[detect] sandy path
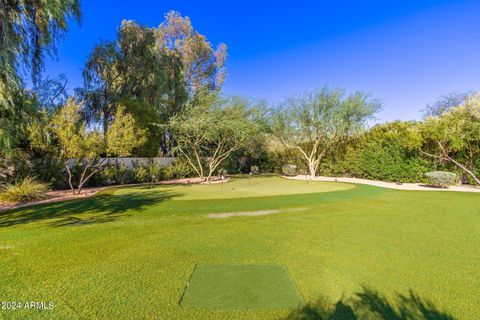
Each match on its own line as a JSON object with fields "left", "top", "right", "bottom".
{"left": 285, "top": 175, "right": 480, "bottom": 193}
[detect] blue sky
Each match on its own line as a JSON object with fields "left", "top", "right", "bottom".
{"left": 45, "top": 0, "right": 480, "bottom": 122}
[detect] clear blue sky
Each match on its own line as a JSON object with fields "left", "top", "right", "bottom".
{"left": 45, "top": 0, "right": 480, "bottom": 122}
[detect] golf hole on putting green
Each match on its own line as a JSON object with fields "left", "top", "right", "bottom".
{"left": 180, "top": 264, "right": 303, "bottom": 309}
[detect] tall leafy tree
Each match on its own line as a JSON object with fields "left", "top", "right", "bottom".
{"left": 81, "top": 11, "right": 227, "bottom": 156}
{"left": 273, "top": 87, "right": 382, "bottom": 179}
{"left": 0, "top": 0, "right": 81, "bottom": 154}
{"left": 31, "top": 99, "right": 146, "bottom": 194}
{"left": 155, "top": 11, "right": 227, "bottom": 94}
{"left": 80, "top": 20, "right": 187, "bottom": 155}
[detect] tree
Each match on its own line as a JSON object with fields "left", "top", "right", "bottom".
{"left": 273, "top": 87, "right": 382, "bottom": 179}
{"left": 423, "top": 91, "right": 474, "bottom": 117}
{"left": 169, "top": 93, "right": 263, "bottom": 182}
{"left": 80, "top": 12, "right": 227, "bottom": 156}
{"left": 80, "top": 19, "right": 188, "bottom": 155}
{"left": 40, "top": 99, "right": 146, "bottom": 194}
{"left": 34, "top": 74, "right": 69, "bottom": 112}
{"left": 0, "top": 0, "right": 80, "bottom": 154}
{"left": 155, "top": 11, "right": 227, "bottom": 94}
{"left": 410, "top": 95, "right": 480, "bottom": 185}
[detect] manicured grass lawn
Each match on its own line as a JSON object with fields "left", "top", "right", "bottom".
{"left": 0, "top": 176, "right": 479, "bottom": 319}
{"left": 180, "top": 264, "right": 303, "bottom": 309}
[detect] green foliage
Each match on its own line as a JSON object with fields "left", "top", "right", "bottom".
{"left": 0, "top": 177, "right": 49, "bottom": 204}
{"left": 156, "top": 11, "right": 227, "bottom": 93}
{"left": 0, "top": 150, "right": 31, "bottom": 183}
{"left": 30, "top": 156, "right": 66, "bottom": 189}
{"left": 424, "top": 91, "right": 473, "bottom": 117}
{"left": 162, "top": 159, "right": 197, "bottom": 180}
{"left": 80, "top": 11, "right": 226, "bottom": 155}
{"left": 47, "top": 99, "right": 146, "bottom": 193}
{"left": 266, "top": 121, "right": 435, "bottom": 182}
{"left": 0, "top": 0, "right": 80, "bottom": 154}
{"left": 413, "top": 97, "right": 480, "bottom": 185}
{"left": 425, "top": 171, "right": 457, "bottom": 188}
{"left": 133, "top": 165, "right": 149, "bottom": 183}
{"left": 170, "top": 92, "right": 264, "bottom": 181}
{"left": 102, "top": 161, "right": 131, "bottom": 185}
{"left": 282, "top": 164, "right": 297, "bottom": 176}
{"left": 106, "top": 106, "right": 147, "bottom": 157}
{"left": 335, "top": 121, "right": 434, "bottom": 182}
{"left": 273, "top": 87, "right": 382, "bottom": 177}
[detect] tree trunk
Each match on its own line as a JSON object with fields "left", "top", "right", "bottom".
{"left": 65, "top": 162, "right": 75, "bottom": 195}
{"left": 419, "top": 148, "right": 480, "bottom": 186}
{"left": 449, "top": 157, "right": 480, "bottom": 186}
{"left": 308, "top": 161, "right": 316, "bottom": 180}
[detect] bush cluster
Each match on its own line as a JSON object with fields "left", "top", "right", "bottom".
{"left": 424, "top": 171, "right": 457, "bottom": 188}
{"left": 282, "top": 164, "right": 297, "bottom": 176}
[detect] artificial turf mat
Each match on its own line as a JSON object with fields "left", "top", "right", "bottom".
{"left": 180, "top": 264, "right": 303, "bottom": 309}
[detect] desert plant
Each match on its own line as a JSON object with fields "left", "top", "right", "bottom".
{"left": 424, "top": 171, "right": 457, "bottom": 188}
{"left": 0, "top": 177, "right": 50, "bottom": 204}
{"left": 282, "top": 164, "right": 297, "bottom": 176}
{"left": 133, "top": 166, "right": 149, "bottom": 183}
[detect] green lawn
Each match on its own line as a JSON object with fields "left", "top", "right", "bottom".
{"left": 180, "top": 264, "right": 303, "bottom": 309}
{"left": 0, "top": 176, "right": 479, "bottom": 319}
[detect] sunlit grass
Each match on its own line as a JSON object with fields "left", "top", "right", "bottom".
{"left": 0, "top": 176, "right": 478, "bottom": 319}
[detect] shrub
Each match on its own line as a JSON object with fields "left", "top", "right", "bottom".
{"left": 133, "top": 165, "right": 149, "bottom": 183}
{"left": 0, "top": 177, "right": 49, "bottom": 204}
{"left": 31, "top": 156, "right": 66, "bottom": 189}
{"left": 146, "top": 160, "right": 163, "bottom": 182}
{"left": 101, "top": 160, "right": 134, "bottom": 185}
{"left": 424, "top": 171, "right": 457, "bottom": 188}
{"left": 282, "top": 164, "right": 297, "bottom": 176}
{"left": 163, "top": 159, "right": 197, "bottom": 180}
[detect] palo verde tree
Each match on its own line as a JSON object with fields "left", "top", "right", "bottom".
{"left": 37, "top": 99, "right": 146, "bottom": 194}
{"left": 273, "top": 87, "right": 381, "bottom": 179}
{"left": 169, "top": 92, "right": 263, "bottom": 182}
{"left": 409, "top": 95, "right": 480, "bottom": 185}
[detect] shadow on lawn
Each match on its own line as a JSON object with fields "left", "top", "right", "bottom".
{"left": 0, "top": 190, "right": 178, "bottom": 228}
{"left": 283, "top": 287, "right": 454, "bottom": 320}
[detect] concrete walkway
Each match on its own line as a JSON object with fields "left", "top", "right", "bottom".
{"left": 285, "top": 175, "right": 480, "bottom": 193}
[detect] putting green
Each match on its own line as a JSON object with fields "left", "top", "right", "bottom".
{"left": 2, "top": 176, "right": 479, "bottom": 319}
{"left": 180, "top": 264, "right": 303, "bottom": 309}
{"left": 113, "top": 176, "right": 354, "bottom": 200}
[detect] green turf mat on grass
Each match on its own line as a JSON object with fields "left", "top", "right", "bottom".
{"left": 180, "top": 264, "right": 303, "bottom": 309}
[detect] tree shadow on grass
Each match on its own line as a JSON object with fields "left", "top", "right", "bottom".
{"left": 283, "top": 287, "right": 455, "bottom": 320}
{"left": 0, "top": 190, "right": 178, "bottom": 228}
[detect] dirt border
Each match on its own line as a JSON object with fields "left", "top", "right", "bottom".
{"left": 0, "top": 176, "right": 229, "bottom": 212}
